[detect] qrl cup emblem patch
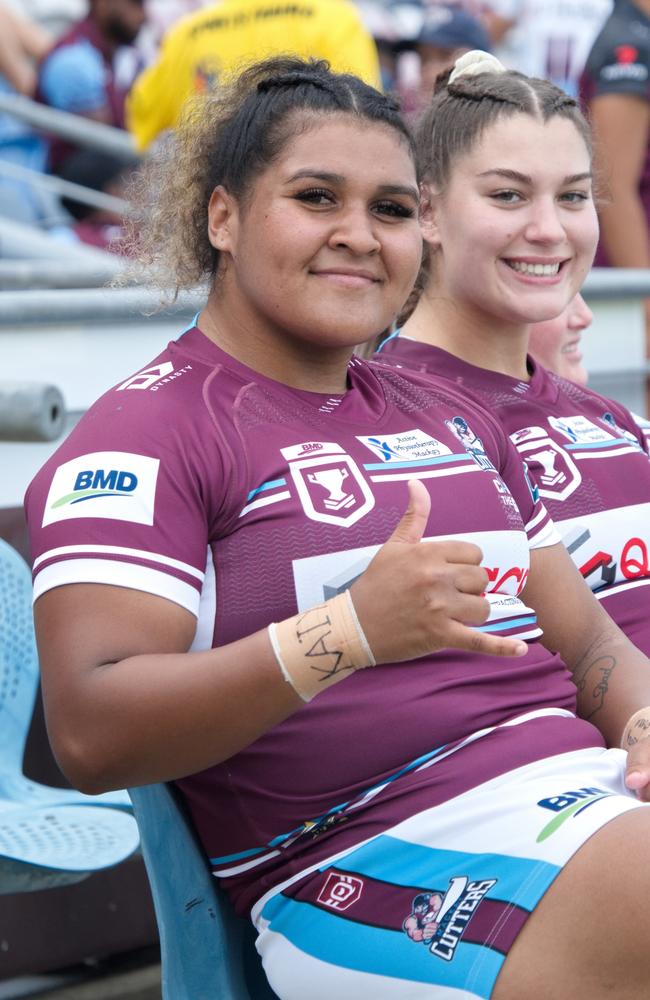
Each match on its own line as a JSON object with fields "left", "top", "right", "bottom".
{"left": 510, "top": 426, "right": 581, "bottom": 502}
{"left": 281, "top": 441, "right": 375, "bottom": 527}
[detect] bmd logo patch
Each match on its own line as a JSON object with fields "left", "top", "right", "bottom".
{"left": 51, "top": 468, "right": 139, "bottom": 508}
{"left": 43, "top": 452, "right": 159, "bottom": 526}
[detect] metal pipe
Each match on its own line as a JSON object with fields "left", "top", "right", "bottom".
{"left": 0, "top": 217, "right": 122, "bottom": 263}
{"left": 0, "top": 259, "right": 128, "bottom": 289}
{"left": 0, "top": 286, "right": 205, "bottom": 324}
{"left": 582, "top": 268, "right": 650, "bottom": 300}
{"left": 0, "top": 158, "right": 132, "bottom": 216}
{"left": 0, "top": 381, "right": 66, "bottom": 441}
{"left": 0, "top": 93, "right": 138, "bottom": 162}
{"left": 0, "top": 268, "right": 648, "bottom": 324}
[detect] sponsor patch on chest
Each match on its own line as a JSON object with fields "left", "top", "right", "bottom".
{"left": 356, "top": 429, "right": 452, "bottom": 462}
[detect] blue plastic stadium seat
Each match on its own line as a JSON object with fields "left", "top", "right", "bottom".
{"left": 0, "top": 800, "right": 140, "bottom": 893}
{"left": 128, "top": 783, "right": 277, "bottom": 1000}
{"left": 0, "top": 537, "right": 140, "bottom": 892}
{"left": 0, "top": 537, "right": 131, "bottom": 811}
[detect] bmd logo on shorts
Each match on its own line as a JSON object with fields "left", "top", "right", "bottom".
{"left": 536, "top": 787, "right": 612, "bottom": 843}
{"left": 42, "top": 452, "right": 160, "bottom": 526}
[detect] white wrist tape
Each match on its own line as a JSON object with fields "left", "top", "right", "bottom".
{"left": 268, "top": 590, "right": 375, "bottom": 702}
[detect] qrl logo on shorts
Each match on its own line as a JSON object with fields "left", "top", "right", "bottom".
{"left": 317, "top": 873, "right": 364, "bottom": 910}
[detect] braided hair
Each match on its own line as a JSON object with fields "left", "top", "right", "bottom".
{"left": 416, "top": 55, "right": 592, "bottom": 192}
{"left": 126, "top": 57, "right": 415, "bottom": 294}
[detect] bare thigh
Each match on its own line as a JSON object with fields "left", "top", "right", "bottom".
{"left": 493, "top": 807, "right": 650, "bottom": 1000}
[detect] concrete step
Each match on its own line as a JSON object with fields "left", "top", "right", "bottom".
{"left": 27, "top": 965, "right": 161, "bottom": 1000}
{"left": 0, "top": 962, "right": 161, "bottom": 1000}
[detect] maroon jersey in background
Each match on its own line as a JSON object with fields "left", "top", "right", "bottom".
{"left": 377, "top": 334, "right": 650, "bottom": 657}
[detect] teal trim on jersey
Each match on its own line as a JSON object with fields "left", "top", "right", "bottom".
{"left": 209, "top": 844, "right": 268, "bottom": 865}
{"left": 246, "top": 478, "right": 287, "bottom": 502}
{"left": 374, "top": 328, "right": 401, "bottom": 353}
{"left": 332, "top": 836, "right": 560, "bottom": 911}
{"left": 363, "top": 453, "right": 474, "bottom": 471}
{"left": 565, "top": 440, "right": 630, "bottom": 450}
{"left": 475, "top": 616, "right": 537, "bottom": 634}
{"left": 210, "top": 741, "right": 450, "bottom": 866}
{"left": 178, "top": 312, "right": 201, "bottom": 336}
{"left": 261, "top": 891, "right": 501, "bottom": 997}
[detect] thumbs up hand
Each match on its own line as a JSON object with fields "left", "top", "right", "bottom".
{"left": 350, "top": 480, "right": 528, "bottom": 664}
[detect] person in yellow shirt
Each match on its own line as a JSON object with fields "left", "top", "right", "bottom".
{"left": 126, "top": 0, "right": 381, "bottom": 150}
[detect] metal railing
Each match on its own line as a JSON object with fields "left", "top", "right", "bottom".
{"left": 0, "top": 93, "right": 138, "bottom": 162}
{"left": 0, "top": 286, "right": 205, "bottom": 324}
{"left": 0, "top": 158, "right": 131, "bottom": 217}
{"left": 0, "top": 217, "right": 123, "bottom": 263}
{"left": 582, "top": 269, "right": 650, "bottom": 300}
{"left": 0, "top": 259, "right": 129, "bottom": 289}
{"left": 0, "top": 268, "right": 647, "bottom": 325}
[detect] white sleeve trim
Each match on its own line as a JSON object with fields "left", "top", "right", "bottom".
{"left": 33, "top": 543, "right": 204, "bottom": 580}
{"left": 33, "top": 559, "right": 200, "bottom": 616}
{"left": 528, "top": 520, "right": 561, "bottom": 549}
{"left": 525, "top": 504, "right": 550, "bottom": 532}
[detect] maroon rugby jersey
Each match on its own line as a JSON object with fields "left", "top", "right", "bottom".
{"left": 26, "top": 326, "right": 604, "bottom": 914}
{"left": 377, "top": 334, "right": 650, "bottom": 656}
{"left": 579, "top": 0, "right": 650, "bottom": 266}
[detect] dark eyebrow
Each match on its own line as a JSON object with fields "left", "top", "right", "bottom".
{"left": 286, "top": 170, "right": 345, "bottom": 184}
{"left": 477, "top": 168, "right": 592, "bottom": 185}
{"left": 376, "top": 184, "right": 420, "bottom": 202}
{"left": 286, "top": 170, "right": 419, "bottom": 202}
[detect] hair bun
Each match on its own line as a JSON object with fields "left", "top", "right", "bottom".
{"left": 448, "top": 50, "right": 507, "bottom": 85}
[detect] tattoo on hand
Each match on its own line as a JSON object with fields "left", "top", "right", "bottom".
{"left": 625, "top": 715, "right": 650, "bottom": 748}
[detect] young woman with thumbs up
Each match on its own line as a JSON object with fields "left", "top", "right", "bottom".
{"left": 25, "top": 56, "right": 650, "bottom": 999}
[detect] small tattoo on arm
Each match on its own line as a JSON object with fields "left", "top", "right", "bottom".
{"left": 573, "top": 653, "right": 617, "bottom": 720}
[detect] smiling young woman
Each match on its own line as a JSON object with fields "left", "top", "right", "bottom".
{"left": 24, "top": 55, "right": 650, "bottom": 1000}
{"left": 377, "top": 51, "right": 650, "bottom": 662}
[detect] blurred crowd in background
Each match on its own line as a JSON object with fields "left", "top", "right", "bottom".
{"left": 0, "top": 0, "right": 647, "bottom": 302}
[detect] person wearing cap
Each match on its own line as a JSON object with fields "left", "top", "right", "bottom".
{"left": 415, "top": 4, "right": 491, "bottom": 107}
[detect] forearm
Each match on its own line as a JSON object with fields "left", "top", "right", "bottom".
{"left": 569, "top": 610, "right": 650, "bottom": 747}
{"left": 0, "top": 28, "right": 36, "bottom": 95}
{"left": 37, "top": 584, "right": 377, "bottom": 792}
{"left": 42, "top": 628, "right": 302, "bottom": 793}
{"left": 0, "top": 6, "right": 50, "bottom": 94}
{"left": 523, "top": 544, "right": 650, "bottom": 746}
